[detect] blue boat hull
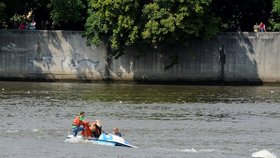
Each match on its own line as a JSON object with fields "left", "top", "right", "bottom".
{"left": 65, "top": 133, "right": 137, "bottom": 148}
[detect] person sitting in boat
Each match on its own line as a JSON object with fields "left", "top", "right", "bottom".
{"left": 113, "top": 127, "right": 122, "bottom": 137}
{"left": 89, "top": 120, "right": 102, "bottom": 138}
{"left": 72, "top": 111, "right": 86, "bottom": 137}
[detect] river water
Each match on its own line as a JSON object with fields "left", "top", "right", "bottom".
{"left": 0, "top": 82, "right": 279, "bottom": 158}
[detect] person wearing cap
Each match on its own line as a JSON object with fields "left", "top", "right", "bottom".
{"left": 113, "top": 127, "right": 122, "bottom": 137}
{"left": 72, "top": 111, "right": 86, "bottom": 137}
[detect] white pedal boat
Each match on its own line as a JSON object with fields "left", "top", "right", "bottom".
{"left": 65, "top": 133, "right": 137, "bottom": 148}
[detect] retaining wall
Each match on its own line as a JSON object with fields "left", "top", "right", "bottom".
{"left": 0, "top": 30, "right": 279, "bottom": 84}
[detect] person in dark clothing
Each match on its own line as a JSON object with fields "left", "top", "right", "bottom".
{"left": 113, "top": 128, "right": 122, "bottom": 137}
{"left": 89, "top": 120, "right": 102, "bottom": 138}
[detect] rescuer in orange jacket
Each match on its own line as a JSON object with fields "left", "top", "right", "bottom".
{"left": 72, "top": 111, "right": 86, "bottom": 136}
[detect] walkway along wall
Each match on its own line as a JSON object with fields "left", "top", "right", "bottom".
{"left": 0, "top": 30, "right": 279, "bottom": 84}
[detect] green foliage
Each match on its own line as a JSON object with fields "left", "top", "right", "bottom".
{"left": 50, "top": 0, "right": 87, "bottom": 30}
{"left": 85, "top": 0, "right": 219, "bottom": 58}
{"left": 0, "top": 0, "right": 51, "bottom": 29}
{"left": 141, "top": 0, "right": 219, "bottom": 46}
{"left": 273, "top": 0, "right": 280, "bottom": 12}
{"left": 211, "top": 0, "right": 272, "bottom": 32}
{"left": 270, "top": 0, "right": 280, "bottom": 30}
{"left": 0, "top": 0, "right": 275, "bottom": 33}
{"left": 0, "top": 2, "right": 5, "bottom": 17}
{"left": 0, "top": 2, "right": 5, "bottom": 28}
{"left": 10, "top": 14, "right": 25, "bottom": 23}
{"left": 0, "top": 2, "right": 5, "bottom": 19}
{"left": 85, "top": 0, "right": 142, "bottom": 57}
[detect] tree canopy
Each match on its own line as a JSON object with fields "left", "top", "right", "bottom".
{"left": 50, "top": 0, "right": 87, "bottom": 30}
{"left": 0, "top": 2, "right": 5, "bottom": 27}
{"left": 0, "top": 0, "right": 50, "bottom": 29}
{"left": 84, "top": 0, "right": 219, "bottom": 57}
{"left": 0, "top": 0, "right": 275, "bottom": 31}
{"left": 211, "top": 0, "right": 272, "bottom": 32}
{"left": 270, "top": 0, "right": 280, "bottom": 30}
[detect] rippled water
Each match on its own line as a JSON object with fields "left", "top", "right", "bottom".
{"left": 0, "top": 82, "right": 279, "bottom": 158}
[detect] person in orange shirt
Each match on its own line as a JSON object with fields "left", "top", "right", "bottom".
{"left": 72, "top": 111, "right": 86, "bottom": 137}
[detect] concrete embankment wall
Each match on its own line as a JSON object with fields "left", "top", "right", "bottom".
{"left": 0, "top": 30, "right": 280, "bottom": 84}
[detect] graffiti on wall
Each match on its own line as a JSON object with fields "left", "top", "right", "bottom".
{"left": 0, "top": 43, "right": 29, "bottom": 53}
{"left": 1, "top": 42, "right": 101, "bottom": 73}
{"left": 69, "top": 58, "right": 100, "bottom": 69}
{"left": 27, "top": 42, "right": 54, "bottom": 70}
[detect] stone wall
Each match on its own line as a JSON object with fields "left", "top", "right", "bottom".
{"left": 1, "top": 30, "right": 280, "bottom": 84}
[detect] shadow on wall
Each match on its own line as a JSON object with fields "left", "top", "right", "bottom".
{"left": 111, "top": 40, "right": 222, "bottom": 84}
{"left": 220, "top": 32, "right": 262, "bottom": 84}
{"left": 114, "top": 32, "right": 262, "bottom": 85}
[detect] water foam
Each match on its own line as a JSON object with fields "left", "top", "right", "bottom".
{"left": 252, "top": 150, "right": 277, "bottom": 158}
{"left": 6, "top": 130, "right": 19, "bottom": 133}
{"left": 32, "top": 129, "right": 39, "bottom": 132}
{"left": 179, "top": 148, "right": 216, "bottom": 153}
{"left": 64, "top": 135, "right": 87, "bottom": 143}
{"left": 156, "top": 147, "right": 217, "bottom": 153}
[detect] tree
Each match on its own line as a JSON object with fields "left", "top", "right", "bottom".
{"left": 142, "top": 0, "right": 219, "bottom": 46}
{"left": 84, "top": 0, "right": 219, "bottom": 59}
{"left": 50, "top": 0, "right": 87, "bottom": 30}
{"left": 270, "top": 0, "right": 280, "bottom": 30}
{"left": 0, "top": 0, "right": 51, "bottom": 29}
{"left": 211, "top": 0, "right": 272, "bottom": 32}
{"left": 0, "top": 0, "right": 25, "bottom": 28}
{"left": 0, "top": 2, "right": 6, "bottom": 27}
{"left": 85, "top": 0, "right": 143, "bottom": 58}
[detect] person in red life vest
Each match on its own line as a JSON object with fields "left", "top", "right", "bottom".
{"left": 81, "top": 120, "right": 102, "bottom": 139}
{"left": 89, "top": 120, "right": 102, "bottom": 138}
{"left": 72, "top": 111, "right": 86, "bottom": 137}
{"left": 80, "top": 122, "right": 92, "bottom": 139}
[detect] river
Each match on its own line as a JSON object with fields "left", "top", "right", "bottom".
{"left": 0, "top": 82, "right": 279, "bottom": 158}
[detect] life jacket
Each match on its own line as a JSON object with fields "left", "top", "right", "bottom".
{"left": 81, "top": 122, "right": 92, "bottom": 138}
{"left": 82, "top": 123, "right": 102, "bottom": 138}
{"left": 72, "top": 116, "right": 83, "bottom": 127}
